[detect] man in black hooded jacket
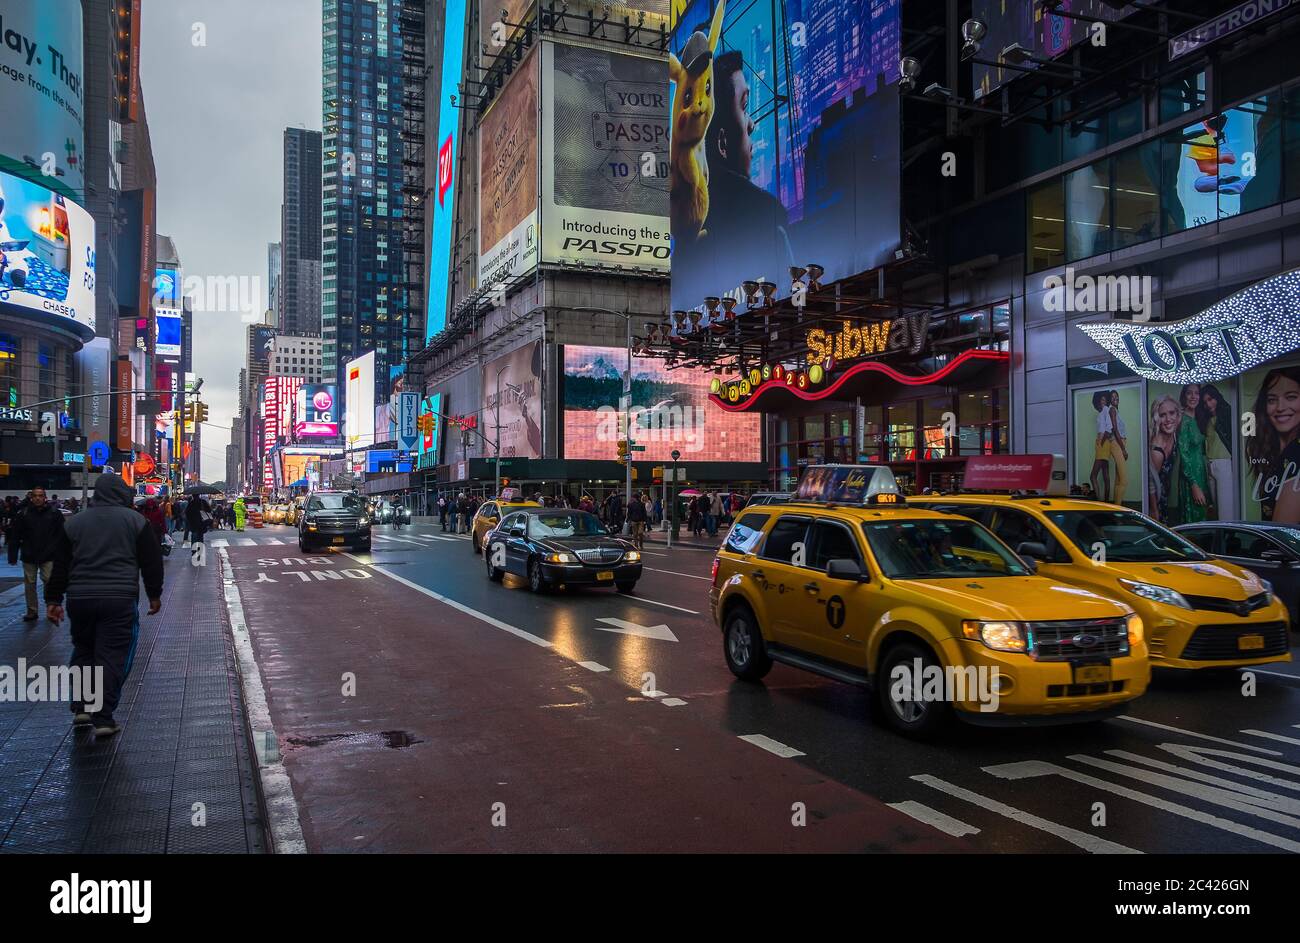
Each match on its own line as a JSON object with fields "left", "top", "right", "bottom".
{"left": 45, "top": 473, "right": 164, "bottom": 738}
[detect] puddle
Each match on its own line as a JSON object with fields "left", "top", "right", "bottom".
{"left": 283, "top": 730, "right": 424, "bottom": 751}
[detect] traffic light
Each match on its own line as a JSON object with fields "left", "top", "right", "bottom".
{"left": 195, "top": 402, "right": 209, "bottom": 424}
{"left": 616, "top": 439, "right": 628, "bottom": 462}
{"left": 419, "top": 413, "right": 435, "bottom": 436}
{"left": 429, "top": 414, "right": 437, "bottom": 433}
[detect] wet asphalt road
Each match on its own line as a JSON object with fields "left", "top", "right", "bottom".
{"left": 225, "top": 521, "right": 1300, "bottom": 854}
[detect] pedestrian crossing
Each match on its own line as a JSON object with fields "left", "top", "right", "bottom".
{"left": 203, "top": 530, "right": 473, "bottom": 549}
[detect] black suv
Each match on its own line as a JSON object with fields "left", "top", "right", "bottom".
{"left": 299, "top": 491, "right": 372, "bottom": 552}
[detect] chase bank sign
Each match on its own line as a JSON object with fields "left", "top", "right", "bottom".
{"left": 1076, "top": 269, "right": 1300, "bottom": 383}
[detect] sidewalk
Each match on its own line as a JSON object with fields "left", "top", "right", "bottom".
{"left": 0, "top": 543, "right": 265, "bottom": 853}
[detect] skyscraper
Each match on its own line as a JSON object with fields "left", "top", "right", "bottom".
{"left": 281, "top": 128, "right": 322, "bottom": 336}
{"left": 321, "top": 0, "right": 425, "bottom": 410}
{"left": 267, "top": 241, "right": 282, "bottom": 326}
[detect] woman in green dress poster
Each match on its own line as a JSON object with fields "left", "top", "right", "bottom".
{"left": 1174, "top": 383, "right": 1210, "bottom": 524}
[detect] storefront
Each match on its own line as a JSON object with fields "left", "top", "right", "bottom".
{"left": 1064, "top": 268, "right": 1300, "bottom": 526}
{"left": 710, "top": 304, "right": 1012, "bottom": 492}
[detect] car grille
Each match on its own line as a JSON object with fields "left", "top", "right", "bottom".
{"left": 1178, "top": 621, "right": 1290, "bottom": 661}
{"left": 1028, "top": 617, "right": 1130, "bottom": 661}
{"left": 576, "top": 547, "right": 624, "bottom": 565}
{"left": 1047, "top": 681, "right": 1127, "bottom": 698}
{"left": 312, "top": 514, "right": 360, "bottom": 534}
{"left": 1182, "top": 591, "right": 1270, "bottom": 617}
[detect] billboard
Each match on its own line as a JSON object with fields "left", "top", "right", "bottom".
{"left": 478, "top": 0, "right": 533, "bottom": 65}
{"left": 153, "top": 266, "right": 179, "bottom": 307}
{"left": 251, "top": 325, "right": 276, "bottom": 365}
{"left": 668, "top": 0, "right": 901, "bottom": 312}
{"left": 155, "top": 307, "right": 182, "bottom": 357}
{"left": 0, "top": 170, "right": 95, "bottom": 334}
{"left": 296, "top": 383, "right": 339, "bottom": 439}
{"left": 562, "top": 345, "right": 761, "bottom": 462}
{"left": 478, "top": 46, "right": 540, "bottom": 290}
{"left": 540, "top": 41, "right": 670, "bottom": 271}
{"left": 418, "top": 392, "right": 442, "bottom": 465}
{"left": 483, "top": 341, "right": 542, "bottom": 459}
{"left": 345, "top": 350, "right": 376, "bottom": 448}
{"left": 0, "top": 0, "right": 84, "bottom": 199}
{"left": 76, "top": 336, "right": 112, "bottom": 447}
{"left": 426, "top": 0, "right": 469, "bottom": 341}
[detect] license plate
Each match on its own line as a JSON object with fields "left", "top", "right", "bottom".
{"left": 1074, "top": 665, "right": 1111, "bottom": 684}
{"left": 597, "top": 571, "right": 614, "bottom": 581}
{"left": 332, "top": 536, "right": 345, "bottom": 545}
{"left": 1238, "top": 634, "right": 1265, "bottom": 651}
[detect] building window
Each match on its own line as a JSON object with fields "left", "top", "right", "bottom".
{"left": 1160, "top": 69, "right": 1207, "bottom": 124}
{"left": 1286, "top": 84, "right": 1300, "bottom": 203}
{"left": 1111, "top": 141, "right": 1160, "bottom": 249}
{"left": 38, "top": 343, "right": 55, "bottom": 404}
{"left": 1065, "top": 158, "right": 1111, "bottom": 261}
{"left": 1027, "top": 179, "right": 1065, "bottom": 273}
{"left": 0, "top": 334, "right": 18, "bottom": 406}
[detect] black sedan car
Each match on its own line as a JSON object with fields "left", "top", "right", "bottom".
{"left": 483, "top": 508, "right": 642, "bottom": 593}
{"left": 299, "top": 491, "right": 372, "bottom": 552}
{"left": 1175, "top": 521, "right": 1300, "bottom": 629}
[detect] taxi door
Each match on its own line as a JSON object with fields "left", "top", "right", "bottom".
{"left": 751, "top": 515, "right": 813, "bottom": 646}
{"left": 794, "top": 518, "right": 873, "bottom": 667}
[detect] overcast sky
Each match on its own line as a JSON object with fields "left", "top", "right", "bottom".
{"left": 141, "top": 0, "right": 321, "bottom": 481}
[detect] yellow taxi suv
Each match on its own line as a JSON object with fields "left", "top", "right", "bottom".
{"left": 910, "top": 456, "right": 1292, "bottom": 670}
{"left": 471, "top": 488, "right": 541, "bottom": 554}
{"left": 710, "top": 465, "right": 1149, "bottom": 738}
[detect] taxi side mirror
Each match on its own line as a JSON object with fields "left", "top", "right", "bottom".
{"left": 826, "top": 558, "right": 868, "bottom": 582}
{"left": 1016, "top": 541, "right": 1049, "bottom": 560}
{"left": 509, "top": 526, "right": 526, "bottom": 537}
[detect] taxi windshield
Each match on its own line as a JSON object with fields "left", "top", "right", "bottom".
{"left": 862, "top": 519, "right": 1030, "bottom": 579}
{"left": 528, "top": 511, "right": 606, "bottom": 538}
{"left": 1046, "top": 510, "right": 1207, "bottom": 563}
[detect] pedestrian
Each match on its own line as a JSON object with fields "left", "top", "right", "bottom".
{"left": 138, "top": 497, "right": 167, "bottom": 542}
{"left": 456, "top": 492, "right": 471, "bottom": 534}
{"left": 185, "top": 495, "right": 211, "bottom": 547}
{"left": 688, "top": 495, "right": 701, "bottom": 537}
{"left": 171, "top": 497, "right": 186, "bottom": 534}
{"left": 438, "top": 493, "right": 449, "bottom": 530}
{"left": 709, "top": 491, "right": 723, "bottom": 536}
{"left": 45, "top": 473, "right": 164, "bottom": 738}
{"left": 653, "top": 494, "right": 663, "bottom": 525}
{"left": 7, "top": 487, "right": 66, "bottom": 622}
{"left": 626, "top": 490, "right": 648, "bottom": 550}
{"left": 233, "top": 496, "right": 247, "bottom": 532}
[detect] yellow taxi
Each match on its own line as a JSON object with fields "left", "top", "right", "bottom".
{"left": 711, "top": 465, "right": 1149, "bottom": 738}
{"left": 471, "top": 488, "right": 541, "bottom": 554}
{"left": 910, "top": 455, "right": 1292, "bottom": 670}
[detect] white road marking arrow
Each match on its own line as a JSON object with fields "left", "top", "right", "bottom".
{"left": 594, "top": 617, "right": 678, "bottom": 642}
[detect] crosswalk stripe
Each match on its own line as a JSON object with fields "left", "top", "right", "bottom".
{"left": 263, "top": 538, "right": 284, "bottom": 545}
{"left": 238, "top": 538, "right": 256, "bottom": 546}
{"left": 209, "top": 539, "right": 229, "bottom": 548}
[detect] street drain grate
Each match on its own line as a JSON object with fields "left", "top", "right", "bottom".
{"left": 283, "top": 730, "right": 424, "bottom": 750}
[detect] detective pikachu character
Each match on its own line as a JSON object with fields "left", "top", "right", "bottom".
{"left": 668, "top": 0, "right": 725, "bottom": 244}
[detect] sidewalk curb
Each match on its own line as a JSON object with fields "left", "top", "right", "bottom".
{"left": 219, "top": 549, "right": 307, "bottom": 854}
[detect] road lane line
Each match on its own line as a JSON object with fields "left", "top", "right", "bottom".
{"left": 218, "top": 550, "right": 307, "bottom": 854}
{"left": 577, "top": 661, "right": 610, "bottom": 672}
{"left": 1115, "top": 716, "right": 1282, "bottom": 755}
{"left": 1239, "top": 667, "right": 1300, "bottom": 681}
{"left": 351, "top": 557, "right": 553, "bottom": 648}
{"left": 887, "top": 800, "right": 980, "bottom": 838}
{"left": 1240, "top": 729, "right": 1300, "bottom": 747}
{"left": 738, "top": 734, "right": 805, "bottom": 758}
{"left": 644, "top": 567, "right": 711, "bottom": 580}
{"left": 661, "top": 697, "right": 688, "bottom": 707}
{"left": 617, "top": 593, "right": 700, "bottom": 614}
{"left": 912, "top": 773, "right": 1139, "bottom": 854}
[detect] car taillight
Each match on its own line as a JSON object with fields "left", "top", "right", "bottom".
{"left": 711, "top": 557, "right": 721, "bottom": 587}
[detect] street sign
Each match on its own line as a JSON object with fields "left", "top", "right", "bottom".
{"left": 397, "top": 392, "right": 419, "bottom": 451}
{"left": 630, "top": 444, "right": 646, "bottom": 451}
{"left": 88, "top": 441, "right": 111, "bottom": 467}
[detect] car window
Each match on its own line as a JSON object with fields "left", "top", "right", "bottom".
{"left": 1046, "top": 510, "right": 1207, "bottom": 562}
{"left": 861, "top": 518, "right": 1031, "bottom": 579}
{"left": 724, "top": 513, "right": 770, "bottom": 555}
{"left": 501, "top": 513, "right": 524, "bottom": 532}
{"left": 810, "top": 520, "right": 862, "bottom": 570}
{"left": 1222, "top": 528, "right": 1281, "bottom": 560}
{"left": 481, "top": 503, "right": 498, "bottom": 518}
{"left": 1180, "top": 528, "right": 1219, "bottom": 554}
{"left": 1264, "top": 527, "right": 1300, "bottom": 556}
{"left": 528, "top": 511, "right": 605, "bottom": 537}
{"left": 306, "top": 494, "right": 363, "bottom": 511}
{"left": 990, "top": 509, "right": 1068, "bottom": 562}
{"left": 759, "top": 516, "right": 811, "bottom": 564}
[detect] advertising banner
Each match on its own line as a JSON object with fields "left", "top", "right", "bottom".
{"left": 418, "top": 392, "right": 442, "bottom": 465}
{"left": 0, "top": 0, "right": 84, "bottom": 199}
{"left": 344, "top": 350, "right": 375, "bottom": 448}
{"left": 561, "top": 345, "right": 760, "bottom": 462}
{"left": 668, "top": 0, "right": 901, "bottom": 312}
{"left": 478, "top": 46, "right": 539, "bottom": 290}
{"left": 115, "top": 359, "right": 133, "bottom": 451}
{"left": 1146, "top": 381, "right": 1236, "bottom": 525}
{"left": 427, "top": 0, "right": 469, "bottom": 341}
{"left": 483, "top": 341, "right": 542, "bottom": 459}
{"left": 155, "top": 307, "right": 182, "bottom": 357}
{"left": 1240, "top": 358, "right": 1300, "bottom": 524}
{"left": 1071, "top": 385, "right": 1142, "bottom": 511}
{"left": 0, "top": 169, "right": 95, "bottom": 334}
{"left": 478, "top": 0, "right": 533, "bottom": 65}
{"left": 76, "top": 336, "right": 112, "bottom": 446}
{"left": 153, "top": 267, "right": 179, "bottom": 308}
{"left": 540, "top": 41, "right": 669, "bottom": 271}
{"left": 251, "top": 325, "right": 276, "bottom": 365}
{"left": 296, "top": 383, "right": 339, "bottom": 439}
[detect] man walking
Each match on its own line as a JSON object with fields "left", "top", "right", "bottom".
{"left": 45, "top": 473, "right": 164, "bottom": 738}
{"left": 438, "top": 493, "right": 449, "bottom": 531}
{"left": 7, "top": 488, "right": 65, "bottom": 622}
{"left": 626, "top": 490, "right": 648, "bottom": 551}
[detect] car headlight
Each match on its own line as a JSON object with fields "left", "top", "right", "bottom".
{"left": 1118, "top": 578, "right": 1192, "bottom": 609}
{"left": 358, "top": 517, "right": 370, "bottom": 527}
{"left": 545, "top": 552, "right": 577, "bottom": 564}
{"left": 306, "top": 523, "right": 317, "bottom": 531}
{"left": 1125, "top": 612, "right": 1144, "bottom": 647}
{"left": 624, "top": 551, "right": 641, "bottom": 562}
{"left": 962, "top": 620, "right": 1028, "bottom": 653}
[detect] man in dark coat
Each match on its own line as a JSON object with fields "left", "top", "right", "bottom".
{"left": 7, "top": 487, "right": 65, "bottom": 622}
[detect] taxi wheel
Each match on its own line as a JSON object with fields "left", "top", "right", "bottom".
{"left": 485, "top": 547, "right": 503, "bottom": 582}
{"left": 876, "top": 642, "right": 951, "bottom": 739}
{"left": 528, "top": 558, "right": 551, "bottom": 594}
{"left": 723, "top": 607, "right": 772, "bottom": 681}
{"left": 471, "top": 532, "right": 480, "bottom": 554}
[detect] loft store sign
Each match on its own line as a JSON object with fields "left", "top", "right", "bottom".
{"left": 1076, "top": 268, "right": 1300, "bottom": 384}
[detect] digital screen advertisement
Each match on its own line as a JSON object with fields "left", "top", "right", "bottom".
{"left": 668, "top": 0, "right": 901, "bottom": 312}
{"left": 478, "top": 45, "right": 540, "bottom": 290}
{"left": 296, "top": 383, "right": 339, "bottom": 439}
{"left": 1166, "top": 103, "right": 1278, "bottom": 232}
{"left": 252, "top": 325, "right": 276, "bottom": 364}
{"left": 483, "top": 341, "right": 542, "bottom": 459}
{"left": 418, "top": 392, "right": 442, "bottom": 463}
{"left": 426, "top": 0, "right": 468, "bottom": 341}
{"left": 561, "top": 345, "right": 761, "bottom": 462}
{"left": 153, "top": 266, "right": 179, "bottom": 308}
{"left": 540, "top": 41, "right": 670, "bottom": 271}
{"left": 0, "top": 169, "right": 95, "bottom": 334}
{"left": 0, "top": 0, "right": 85, "bottom": 199}
{"left": 155, "top": 307, "right": 182, "bottom": 358}
{"left": 345, "top": 350, "right": 375, "bottom": 448}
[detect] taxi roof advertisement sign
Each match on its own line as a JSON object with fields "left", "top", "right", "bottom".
{"left": 795, "top": 465, "right": 899, "bottom": 504}
{"left": 962, "top": 454, "right": 1060, "bottom": 493}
